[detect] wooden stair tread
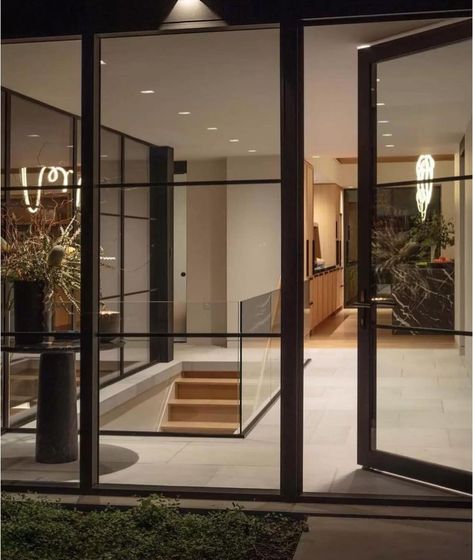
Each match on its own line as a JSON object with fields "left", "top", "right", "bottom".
{"left": 176, "top": 378, "right": 239, "bottom": 385}
{"left": 160, "top": 420, "right": 238, "bottom": 433}
{"left": 182, "top": 371, "right": 239, "bottom": 379}
{"left": 168, "top": 399, "right": 240, "bottom": 407}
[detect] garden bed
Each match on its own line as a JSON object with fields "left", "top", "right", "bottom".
{"left": 2, "top": 494, "right": 306, "bottom": 560}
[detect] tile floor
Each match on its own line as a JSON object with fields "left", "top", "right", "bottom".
{"left": 2, "top": 313, "right": 471, "bottom": 496}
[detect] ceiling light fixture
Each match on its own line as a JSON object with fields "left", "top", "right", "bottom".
{"left": 178, "top": 111, "right": 191, "bottom": 115}
{"left": 378, "top": 120, "right": 389, "bottom": 124}
{"left": 27, "top": 134, "right": 40, "bottom": 138}
{"left": 229, "top": 139, "right": 239, "bottom": 143}
{"left": 382, "top": 133, "right": 393, "bottom": 137}
{"left": 377, "top": 102, "right": 385, "bottom": 106}
{"left": 67, "top": 144, "right": 74, "bottom": 148}
{"left": 416, "top": 154, "right": 435, "bottom": 222}
{"left": 377, "top": 78, "right": 380, "bottom": 82}
{"left": 385, "top": 144, "right": 395, "bottom": 148}
{"left": 357, "top": 44, "right": 371, "bottom": 50}
{"left": 207, "top": 127, "right": 218, "bottom": 130}
{"left": 248, "top": 149, "right": 257, "bottom": 153}
{"left": 100, "top": 154, "right": 108, "bottom": 158}
{"left": 100, "top": 60, "right": 106, "bottom": 65}
{"left": 140, "top": 90, "right": 155, "bottom": 94}
{"left": 311, "top": 155, "right": 320, "bottom": 159}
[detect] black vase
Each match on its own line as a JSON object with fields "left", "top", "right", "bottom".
{"left": 13, "top": 280, "right": 49, "bottom": 345}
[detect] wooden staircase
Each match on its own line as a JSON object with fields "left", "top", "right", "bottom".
{"left": 160, "top": 370, "right": 240, "bottom": 434}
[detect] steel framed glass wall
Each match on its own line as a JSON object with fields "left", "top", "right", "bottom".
{"left": 1, "top": 1, "right": 471, "bottom": 505}
{"left": 0, "top": 88, "right": 172, "bottom": 434}
{"left": 95, "top": 28, "right": 282, "bottom": 489}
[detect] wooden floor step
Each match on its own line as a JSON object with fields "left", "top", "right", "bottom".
{"left": 175, "top": 378, "right": 239, "bottom": 400}
{"left": 168, "top": 398, "right": 240, "bottom": 407}
{"left": 182, "top": 371, "right": 239, "bottom": 379}
{"left": 168, "top": 398, "right": 240, "bottom": 422}
{"left": 160, "top": 420, "right": 239, "bottom": 434}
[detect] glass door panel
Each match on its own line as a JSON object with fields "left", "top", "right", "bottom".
{"left": 358, "top": 20, "right": 472, "bottom": 494}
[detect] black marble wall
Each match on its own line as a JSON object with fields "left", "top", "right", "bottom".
{"left": 392, "top": 263, "right": 454, "bottom": 332}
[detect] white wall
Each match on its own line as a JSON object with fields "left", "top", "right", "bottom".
{"left": 185, "top": 159, "right": 227, "bottom": 340}
{"left": 173, "top": 179, "right": 187, "bottom": 335}
{"left": 226, "top": 156, "right": 281, "bottom": 332}
{"left": 183, "top": 155, "right": 281, "bottom": 335}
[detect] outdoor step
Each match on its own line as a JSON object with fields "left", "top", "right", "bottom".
{"left": 175, "top": 378, "right": 239, "bottom": 400}
{"left": 160, "top": 420, "right": 239, "bottom": 434}
{"left": 181, "top": 371, "right": 239, "bottom": 379}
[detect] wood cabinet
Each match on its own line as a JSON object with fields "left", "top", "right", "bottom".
{"left": 310, "top": 267, "right": 343, "bottom": 331}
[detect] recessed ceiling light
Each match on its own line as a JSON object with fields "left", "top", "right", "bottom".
{"left": 378, "top": 120, "right": 389, "bottom": 124}
{"left": 67, "top": 144, "right": 74, "bottom": 148}
{"left": 357, "top": 44, "right": 371, "bottom": 50}
{"left": 100, "top": 154, "right": 108, "bottom": 158}
{"left": 229, "top": 139, "right": 239, "bottom": 143}
{"left": 178, "top": 111, "right": 191, "bottom": 115}
{"left": 311, "top": 155, "right": 320, "bottom": 159}
{"left": 376, "top": 78, "right": 380, "bottom": 82}
{"left": 382, "top": 133, "right": 393, "bottom": 137}
{"left": 100, "top": 60, "right": 106, "bottom": 65}
{"left": 27, "top": 134, "right": 40, "bottom": 138}
{"left": 385, "top": 144, "right": 395, "bottom": 148}
{"left": 207, "top": 127, "right": 218, "bottom": 130}
{"left": 248, "top": 149, "right": 257, "bottom": 153}
{"left": 377, "top": 102, "right": 385, "bottom": 106}
{"left": 140, "top": 90, "right": 155, "bottom": 94}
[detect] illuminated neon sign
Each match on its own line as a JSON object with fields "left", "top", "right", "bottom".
{"left": 20, "top": 166, "right": 81, "bottom": 213}
{"left": 415, "top": 154, "right": 435, "bottom": 222}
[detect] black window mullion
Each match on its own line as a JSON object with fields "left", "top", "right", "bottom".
{"left": 80, "top": 32, "right": 100, "bottom": 492}
{"left": 280, "top": 13, "right": 304, "bottom": 500}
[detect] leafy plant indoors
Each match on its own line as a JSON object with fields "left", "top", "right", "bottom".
{"left": 1, "top": 494, "right": 306, "bottom": 560}
{"left": 409, "top": 213, "right": 454, "bottom": 258}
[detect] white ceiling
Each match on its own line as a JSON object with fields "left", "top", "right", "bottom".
{"left": 2, "top": 19, "right": 471, "bottom": 162}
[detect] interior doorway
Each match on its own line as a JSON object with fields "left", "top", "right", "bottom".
{"left": 303, "top": 18, "right": 472, "bottom": 495}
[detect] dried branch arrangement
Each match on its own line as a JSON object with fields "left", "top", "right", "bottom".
{"left": 1, "top": 205, "right": 81, "bottom": 311}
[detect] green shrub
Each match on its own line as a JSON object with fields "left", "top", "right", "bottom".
{"left": 2, "top": 494, "right": 306, "bottom": 560}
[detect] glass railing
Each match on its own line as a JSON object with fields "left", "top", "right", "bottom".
{"left": 2, "top": 293, "right": 281, "bottom": 436}
{"left": 240, "top": 289, "right": 281, "bottom": 432}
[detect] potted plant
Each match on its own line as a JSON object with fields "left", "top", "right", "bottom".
{"left": 409, "top": 213, "right": 454, "bottom": 262}
{"left": 1, "top": 207, "right": 81, "bottom": 345}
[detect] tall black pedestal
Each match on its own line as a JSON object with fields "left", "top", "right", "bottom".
{"left": 36, "top": 351, "right": 78, "bottom": 463}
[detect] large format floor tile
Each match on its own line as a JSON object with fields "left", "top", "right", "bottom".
{"left": 2, "top": 312, "right": 471, "bottom": 495}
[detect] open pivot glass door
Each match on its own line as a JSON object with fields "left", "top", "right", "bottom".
{"left": 357, "top": 20, "right": 472, "bottom": 494}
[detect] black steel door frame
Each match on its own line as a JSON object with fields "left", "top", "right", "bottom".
{"left": 1, "top": 4, "right": 472, "bottom": 507}
{"left": 357, "top": 19, "right": 473, "bottom": 494}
